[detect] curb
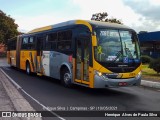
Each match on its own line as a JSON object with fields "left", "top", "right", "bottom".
{"left": 141, "top": 80, "right": 160, "bottom": 89}
{"left": 0, "top": 68, "right": 42, "bottom": 120}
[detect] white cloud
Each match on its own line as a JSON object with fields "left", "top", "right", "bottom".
{"left": 71, "top": 0, "right": 127, "bottom": 19}
{"left": 71, "top": 0, "right": 144, "bottom": 31}
{"left": 148, "top": 0, "right": 160, "bottom": 6}
{"left": 15, "top": 12, "right": 76, "bottom": 32}
{"left": 123, "top": 0, "right": 160, "bottom": 32}
{"left": 14, "top": 0, "right": 160, "bottom": 33}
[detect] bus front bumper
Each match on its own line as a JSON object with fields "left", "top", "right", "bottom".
{"left": 94, "top": 74, "right": 141, "bottom": 88}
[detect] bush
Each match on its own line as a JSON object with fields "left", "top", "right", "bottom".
{"left": 149, "top": 58, "right": 160, "bottom": 74}
{"left": 141, "top": 55, "right": 153, "bottom": 64}
{"left": 0, "top": 52, "right": 7, "bottom": 58}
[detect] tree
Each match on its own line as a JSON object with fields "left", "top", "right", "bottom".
{"left": 91, "top": 12, "right": 123, "bottom": 24}
{"left": 149, "top": 58, "right": 160, "bottom": 74}
{"left": 141, "top": 55, "right": 153, "bottom": 64}
{"left": 0, "top": 10, "right": 18, "bottom": 44}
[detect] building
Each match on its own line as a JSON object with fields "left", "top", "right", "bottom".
{"left": 138, "top": 31, "right": 160, "bottom": 58}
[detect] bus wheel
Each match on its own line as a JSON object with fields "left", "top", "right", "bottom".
{"left": 61, "top": 68, "right": 72, "bottom": 87}
{"left": 26, "top": 62, "right": 31, "bottom": 75}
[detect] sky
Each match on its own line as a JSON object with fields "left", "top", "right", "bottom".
{"left": 0, "top": 0, "right": 160, "bottom": 33}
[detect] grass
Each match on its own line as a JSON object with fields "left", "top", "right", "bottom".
{"left": 142, "top": 64, "right": 160, "bottom": 81}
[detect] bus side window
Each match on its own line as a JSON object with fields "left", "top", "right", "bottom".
{"left": 28, "top": 37, "right": 36, "bottom": 50}
{"left": 7, "top": 38, "right": 17, "bottom": 50}
{"left": 57, "top": 30, "right": 72, "bottom": 50}
{"left": 36, "top": 36, "right": 44, "bottom": 54}
{"left": 21, "top": 37, "right": 29, "bottom": 50}
{"left": 46, "top": 32, "right": 57, "bottom": 50}
{"left": 21, "top": 37, "right": 35, "bottom": 50}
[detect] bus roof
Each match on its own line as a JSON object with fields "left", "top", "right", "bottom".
{"left": 87, "top": 20, "right": 131, "bottom": 30}
{"left": 28, "top": 20, "right": 132, "bottom": 34}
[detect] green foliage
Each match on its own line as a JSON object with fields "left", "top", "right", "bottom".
{"left": 0, "top": 10, "right": 18, "bottom": 44}
{"left": 141, "top": 55, "right": 153, "bottom": 64}
{"left": 0, "top": 52, "right": 6, "bottom": 58}
{"left": 149, "top": 58, "right": 160, "bottom": 74}
{"left": 91, "top": 12, "right": 123, "bottom": 24}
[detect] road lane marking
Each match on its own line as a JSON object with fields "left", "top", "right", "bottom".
{"left": 1, "top": 68, "right": 21, "bottom": 89}
{"left": 0, "top": 68, "right": 66, "bottom": 120}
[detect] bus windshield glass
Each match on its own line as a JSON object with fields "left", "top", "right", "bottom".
{"left": 94, "top": 29, "right": 140, "bottom": 63}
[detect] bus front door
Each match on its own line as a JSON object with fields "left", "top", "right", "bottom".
{"left": 75, "top": 38, "right": 90, "bottom": 85}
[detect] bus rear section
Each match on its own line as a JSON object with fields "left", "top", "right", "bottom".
{"left": 7, "top": 37, "right": 17, "bottom": 67}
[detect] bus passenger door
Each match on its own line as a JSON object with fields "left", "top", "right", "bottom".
{"left": 75, "top": 37, "right": 90, "bottom": 85}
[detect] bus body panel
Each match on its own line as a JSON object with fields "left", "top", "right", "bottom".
{"left": 93, "top": 65, "right": 141, "bottom": 88}
{"left": 50, "top": 51, "right": 61, "bottom": 79}
{"left": 42, "top": 51, "right": 50, "bottom": 76}
{"left": 20, "top": 50, "right": 37, "bottom": 72}
{"left": 49, "top": 51, "right": 72, "bottom": 80}
{"left": 7, "top": 51, "right": 10, "bottom": 64}
{"left": 9, "top": 50, "right": 16, "bottom": 67}
{"left": 94, "top": 74, "right": 141, "bottom": 88}
{"left": 93, "top": 60, "right": 142, "bottom": 79}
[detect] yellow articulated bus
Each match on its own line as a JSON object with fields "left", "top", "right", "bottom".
{"left": 7, "top": 20, "right": 142, "bottom": 88}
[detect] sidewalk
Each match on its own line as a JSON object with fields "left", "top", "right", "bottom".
{"left": 0, "top": 57, "right": 9, "bottom": 67}
{"left": 0, "top": 71, "right": 17, "bottom": 113}
{"left": 141, "top": 80, "right": 160, "bottom": 89}
{"left": 0, "top": 58, "right": 42, "bottom": 120}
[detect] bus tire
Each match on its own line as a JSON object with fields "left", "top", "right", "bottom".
{"left": 26, "top": 62, "right": 31, "bottom": 75}
{"left": 61, "top": 68, "right": 72, "bottom": 87}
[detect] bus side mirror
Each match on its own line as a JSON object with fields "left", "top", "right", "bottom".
{"left": 92, "top": 35, "right": 97, "bottom": 46}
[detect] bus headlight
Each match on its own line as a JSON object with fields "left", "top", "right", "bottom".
{"left": 94, "top": 70, "right": 108, "bottom": 80}
{"left": 95, "top": 70, "right": 102, "bottom": 76}
{"left": 136, "top": 71, "right": 142, "bottom": 79}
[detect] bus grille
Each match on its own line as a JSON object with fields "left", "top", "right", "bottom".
{"left": 107, "top": 67, "right": 135, "bottom": 73}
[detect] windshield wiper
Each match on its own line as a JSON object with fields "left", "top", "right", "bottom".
{"left": 125, "top": 48, "right": 135, "bottom": 62}
{"left": 114, "top": 51, "right": 123, "bottom": 62}
{"left": 123, "top": 42, "right": 135, "bottom": 63}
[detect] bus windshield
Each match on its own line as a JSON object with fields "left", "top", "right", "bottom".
{"left": 94, "top": 29, "right": 141, "bottom": 63}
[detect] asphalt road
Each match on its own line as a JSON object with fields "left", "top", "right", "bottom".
{"left": 1, "top": 66, "right": 160, "bottom": 120}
